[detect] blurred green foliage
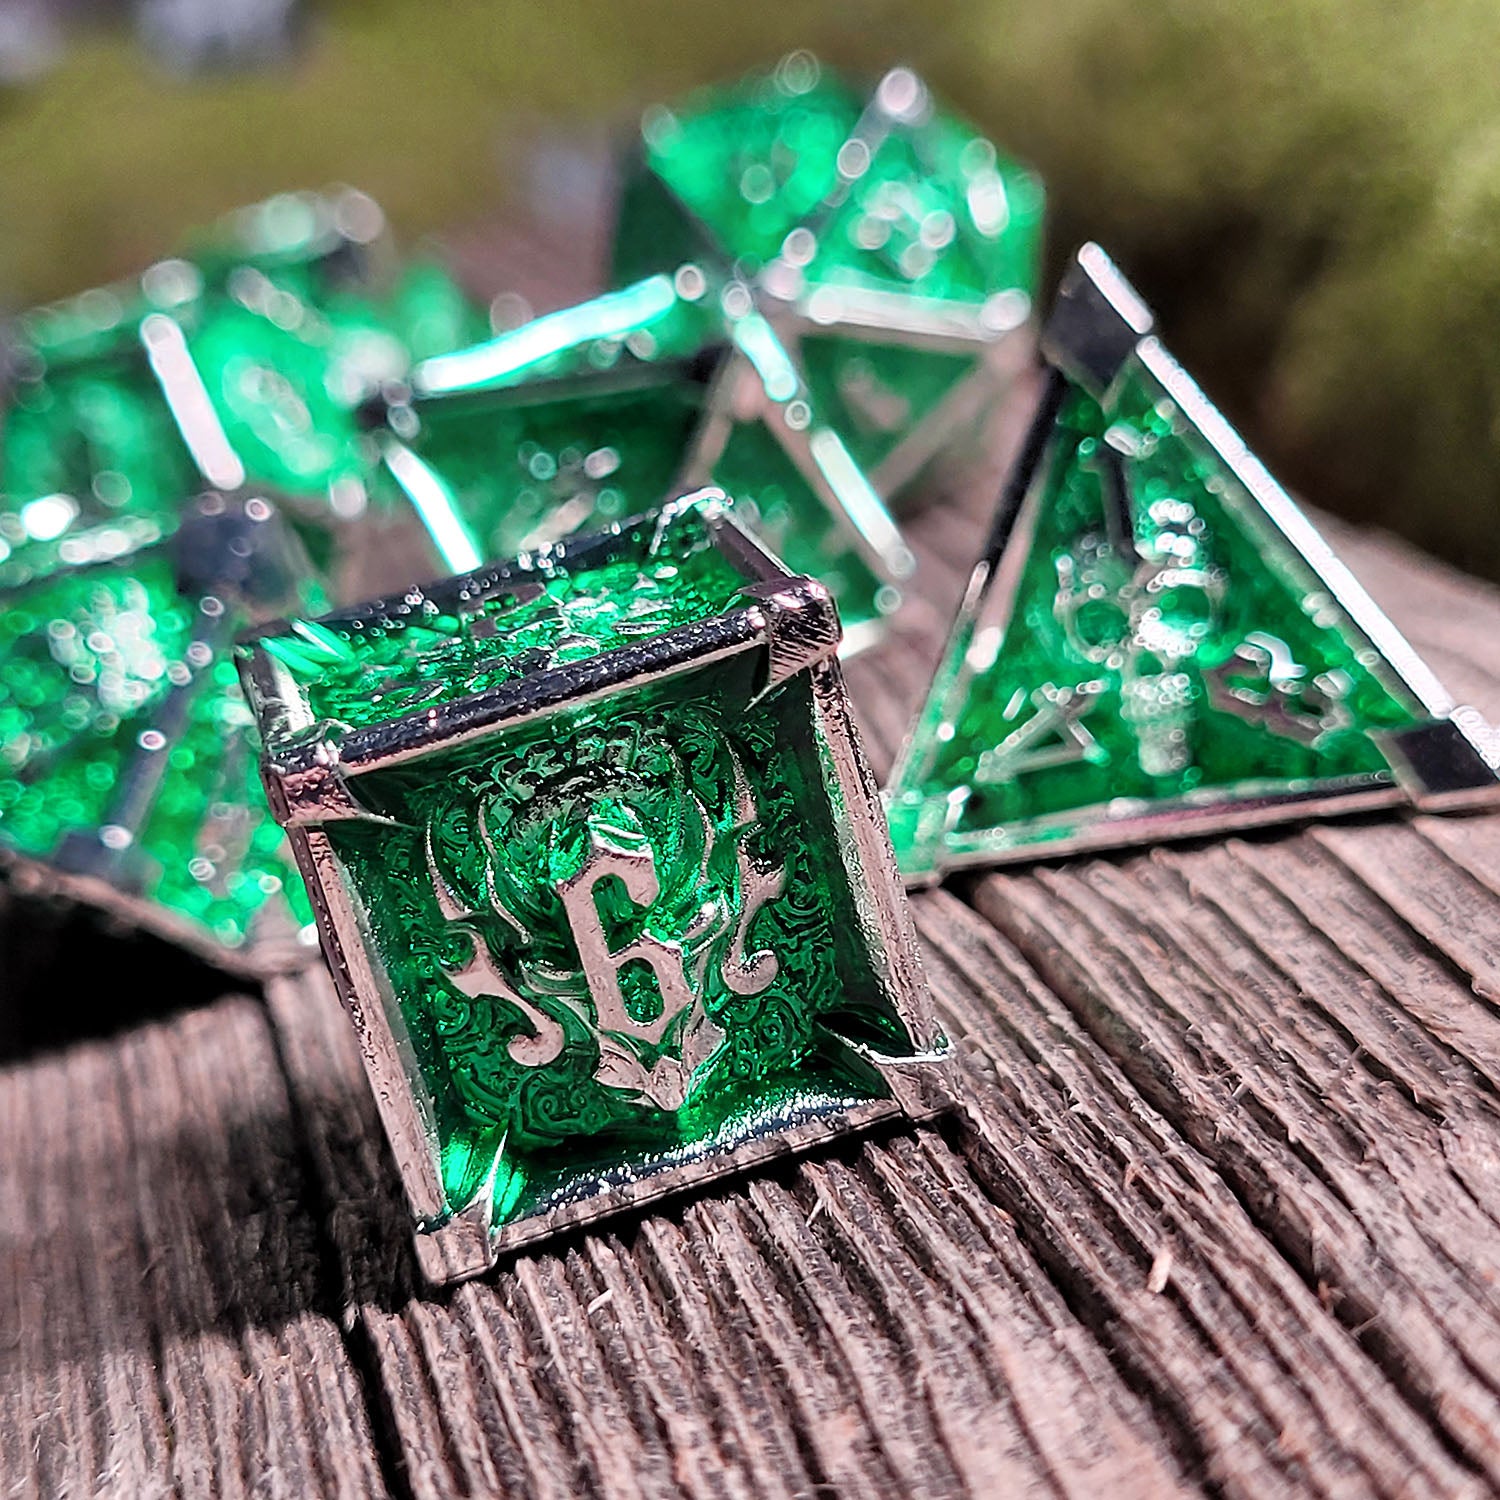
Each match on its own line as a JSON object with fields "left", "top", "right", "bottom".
{"left": 2, "top": 0, "right": 1497, "bottom": 574}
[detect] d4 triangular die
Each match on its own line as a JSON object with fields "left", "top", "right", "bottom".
{"left": 885, "top": 244, "right": 1500, "bottom": 881}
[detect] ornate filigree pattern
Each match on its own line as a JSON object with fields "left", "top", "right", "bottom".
{"left": 421, "top": 736, "right": 784, "bottom": 1113}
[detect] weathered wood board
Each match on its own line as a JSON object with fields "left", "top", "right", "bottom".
{"left": 6, "top": 204, "right": 1500, "bottom": 1500}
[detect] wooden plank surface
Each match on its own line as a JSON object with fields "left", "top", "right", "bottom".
{"left": 7, "top": 195, "right": 1500, "bottom": 1498}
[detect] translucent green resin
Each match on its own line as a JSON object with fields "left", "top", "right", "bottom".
{"left": 0, "top": 537, "right": 317, "bottom": 947}
{"left": 7, "top": 190, "right": 484, "bottom": 558}
{"left": 631, "top": 61, "right": 863, "bottom": 268}
{"left": 0, "top": 190, "right": 484, "bottom": 952}
{"left": 886, "top": 365, "right": 1429, "bottom": 875}
{"left": 615, "top": 52, "right": 1045, "bottom": 480}
{"left": 388, "top": 275, "right": 895, "bottom": 633}
{"left": 253, "top": 502, "right": 922, "bottom": 1230}
{"left": 623, "top": 54, "right": 1043, "bottom": 296}
{"left": 0, "top": 367, "right": 198, "bottom": 591}
{"left": 387, "top": 284, "right": 713, "bottom": 562}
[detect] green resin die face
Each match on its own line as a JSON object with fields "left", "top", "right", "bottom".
{"left": 381, "top": 273, "right": 908, "bottom": 643}
{"left": 243, "top": 493, "right": 940, "bottom": 1280}
{"left": 614, "top": 52, "right": 1044, "bottom": 493}
{"left": 886, "top": 247, "right": 1500, "bottom": 879}
{"left": 0, "top": 494, "right": 319, "bottom": 958}
{"left": 0, "top": 189, "right": 483, "bottom": 963}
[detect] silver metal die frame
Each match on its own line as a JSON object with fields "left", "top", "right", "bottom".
{"left": 887, "top": 244, "right": 1500, "bottom": 884}
{"left": 242, "top": 491, "right": 943, "bottom": 1282}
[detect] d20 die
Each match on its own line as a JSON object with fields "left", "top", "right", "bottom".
{"left": 614, "top": 51, "right": 1044, "bottom": 496}
{"left": 240, "top": 489, "right": 943, "bottom": 1282}
{"left": 377, "top": 270, "right": 913, "bottom": 647}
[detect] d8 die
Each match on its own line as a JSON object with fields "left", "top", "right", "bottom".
{"left": 239, "top": 489, "right": 943, "bottom": 1281}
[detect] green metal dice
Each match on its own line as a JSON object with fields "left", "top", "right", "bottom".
{"left": 370, "top": 53, "right": 1042, "bottom": 647}
{"left": 0, "top": 189, "right": 484, "bottom": 961}
{"left": 885, "top": 246, "right": 1500, "bottom": 880}
{"left": 380, "top": 271, "right": 911, "bottom": 645}
{"left": 615, "top": 51, "right": 1044, "bottom": 488}
{"left": 241, "top": 492, "right": 942, "bottom": 1280}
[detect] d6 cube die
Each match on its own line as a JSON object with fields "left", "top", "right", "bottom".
{"left": 239, "top": 489, "right": 943, "bottom": 1282}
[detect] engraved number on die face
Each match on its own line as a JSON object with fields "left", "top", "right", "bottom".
{"left": 426, "top": 741, "right": 787, "bottom": 1114}
{"left": 558, "top": 824, "right": 699, "bottom": 1045}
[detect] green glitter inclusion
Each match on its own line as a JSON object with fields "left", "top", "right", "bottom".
{"left": 886, "top": 364, "right": 1426, "bottom": 871}
{"left": 640, "top": 65, "right": 863, "bottom": 268}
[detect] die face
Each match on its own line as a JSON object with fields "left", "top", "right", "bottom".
{"left": 0, "top": 361, "right": 201, "bottom": 590}
{"left": 616, "top": 53, "right": 1044, "bottom": 499}
{"left": 800, "top": 110, "right": 1042, "bottom": 306}
{"left": 0, "top": 191, "right": 485, "bottom": 962}
{"left": 885, "top": 247, "right": 1500, "bottom": 879}
{"left": 627, "top": 54, "right": 1043, "bottom": 305}
{"left": 324, "top": 654, "right": 916, "bottom": 1231}
{"left": 794, "top": 337, "right": 980, "bottom": 481}
{"left": 246, "top": 496, "right": 939, "bottom": 1269}
{"left": 258, "top": 505, "right": 756, "bottom": 735}
{"left": 706, "top": 408, "right": 892, "bottom": 635}
{"left": 386, "top": 280, "right": 717, "bottom": 564}
{"left": 397, "top": 377, "right": 703, "bottom": 559}
{"left": 687, "top": 315, "right": 909, "bottom": 638}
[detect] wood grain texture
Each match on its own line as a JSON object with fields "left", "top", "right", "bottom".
{"left": 9, "top": 194, "right": 1500, "bottom": 1497}
{"left": 0, "top": 997, "right": 391, "bottom": 1500}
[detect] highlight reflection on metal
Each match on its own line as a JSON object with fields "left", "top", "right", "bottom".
{"left": 380, "top": 439, "right": 484, "bottom": 573}
{"left": 139, "top": 312, "right": 247, "bottom": 491}
{"left": 0, "top": 188, "right": 486, "bottom": 964}
{"left": 412, "top": 276, "right": 679, "bottom": 397}
{"left": 366, "top": 53, "right": 1042, "bottom": 647}
{"left": 241, "top": 490, "right": 944, "bottom": 1282}
{"left": 617, "top": 51, "right": 1043, "bottom": 504}
{"left": 884, "top": 244, "right": 1500, "bottom": 882}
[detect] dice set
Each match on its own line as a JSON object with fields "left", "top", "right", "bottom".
{"left": 5, "top": 54, "right": 1498, "bottom": 1282}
